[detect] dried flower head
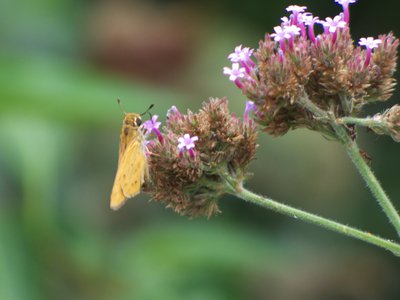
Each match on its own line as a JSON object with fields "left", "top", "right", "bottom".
{"left": 223, "top": 1, "right": 398, "bottom": 138}
{"left": 370, "top": 105, "right": 400, "bottom": 142}
{"left": 143, "top": 98, "right": 258, "bottom": 218}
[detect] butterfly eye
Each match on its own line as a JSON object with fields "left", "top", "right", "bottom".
{"left": 135, "top": 118, "right": 142, "bottom": 127}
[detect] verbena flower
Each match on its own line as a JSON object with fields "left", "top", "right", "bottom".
{"left": 281, "top": 16, "right": 291, "bottom": 26}
{"left": 223, "top": 1, "right": 398, "bottom": 138}
{"left": 335, "top": 0, "right": 357, "bottom": 23}
{"left": 228, "top": 45, "right": 254, "bottom": 65}
{"left": 359, "top": 37, "right": 382, "bottom": 67}
{"left": 271, "top": 26, "right": 291, "bottom": 52}
{"left": 286, "top": 5, "right": 307, "bottom": 25}
{"left": 178, "top": 134, "right": 198, "bottom": 158}
{"left": 286, "top": 5, "right": 307, "bottom": 13}
{"left": 143, "top": 98, "right": 258, "bottom": 218}
{"left": 167, "top": 105, "right": 181, "bottom": 118}
{"left": 285, "top": 25, "right": 301, "bottom": 36}
{"left": 321, "top": 15, "right": 347, "bottom": 34}
{"left": 244, "top": 100, "right": 256, "bottom": 123}
{"left": 302, "top": 14, "right": 319, "bottom": 43}
{"left": 284, "top": 25, "right": 301, "bottom": 49}
{"left": 223, "top": 63, "right": 247, "bottom": 88}
{"left": 143, "top": 115, "right": 163, "bottom": 143}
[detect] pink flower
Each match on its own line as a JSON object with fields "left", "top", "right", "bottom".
{"left": 281, "top": 16, "right": 291, "bottom": 26}
{"left": 302, "top": 14, "right": 319, "bottom": 43}
{"left": 271, "top": 26, "right": 291, "bottom": 42}
{"left": 178, "top": 134, "right": 198, "bottom": 158}
{"left": 359, "top": 37, "right": 382, "bottom": 49}
{"left": 223, "top": 63, "right": 246, "bottom": 82}
{"left": 335, "top": 0, "right": 357, "bottom": 4}
{"left": 302, "top": 14, "right": 319, "bottom": 26}
{"left": 167, "top": 105, "right": 180, "bottom": 117}
{"left": 284, "top": 25, "right": 301, "bottom": 36}
{"left": 286, "top": 5, "right": 307, "bottom": 25}
{"left": 228, "top": 45, "right": 254, "bottom": 64}
{"left": 286, "top": 5, "right": 307, "bottom": 13}
{"left": 143, "top": 115, "right": 163, "bottom": 143}
{"left": 284, "top": 25, "right": 301, "bottom": 50}
{"left": 321, "top": 15, "right": 347, "bottom": 33}
{"left": 271, "top": 26, "right": 291, "bottom": 52}
{"left": 359, "top": 37, "right": 382, "bottom": 68}
{"left": 335, "top": 0, "right": 357, "bottom": 23}
{"left": 244, "top": 101, "right": 256, "bottom": 123}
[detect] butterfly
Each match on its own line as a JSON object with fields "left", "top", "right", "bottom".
{"left": 110, "top": 102, "right": 153, "bottom": 210}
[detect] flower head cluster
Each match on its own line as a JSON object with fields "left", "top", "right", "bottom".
{"left": 223, "top": 0, "right": 398, "bottom": 137}
{"left": 143, "top": 98, "right": 258, "bottom": 218}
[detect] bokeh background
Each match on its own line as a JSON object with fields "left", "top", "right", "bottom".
{"left": 1, "top": 0, "right": 400, "bottom": 299}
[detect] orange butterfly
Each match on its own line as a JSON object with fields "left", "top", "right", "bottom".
{"left": 110, "top": 103, "right": 153, "bottom": 210}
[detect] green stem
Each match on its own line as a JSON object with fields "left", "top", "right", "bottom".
{"left": 299, "top": 95, "right": 400, "bottom": 237}
{"left": 223, "top": 177, "right": 400, "bottom": 256}
{"left": 339, "top": 116, "right": 388, "bottom": 131}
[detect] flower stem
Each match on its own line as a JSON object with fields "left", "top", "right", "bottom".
{"left": 223, "top": 177, "right": 400, "bottom": 256}
{"left": 298, "top": 95, "right": 400, "bottom": 237}
{"left": 339, "top": 116, "right": 388, "bottom": 131}
{"left": 338, "top": 127, "right": 400, "bottom": 237}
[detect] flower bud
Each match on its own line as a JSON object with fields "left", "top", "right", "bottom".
{"left": 374, "top": 105, "right": 400, "bottom": 142}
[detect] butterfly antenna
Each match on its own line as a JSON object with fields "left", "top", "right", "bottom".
{"left": 141, "top": 104, "right": 154, "bottom": 116}
{"left": 117, "top": 98, "right": 127, "bottom": 115}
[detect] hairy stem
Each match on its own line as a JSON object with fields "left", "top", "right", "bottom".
{"left": 339, "top": 116, "right": 388, "bottom": 131}
{"left": 299, "top": 95, "right": 400, "bottom": 237}
{"left": 223, "top": 176, "right": 400, "bottom": 256}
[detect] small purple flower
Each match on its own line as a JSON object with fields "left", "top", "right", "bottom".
{"left": 320, "top": 15, "right": 346, "bottom": 44}
{"left": 281, "top": 16, "right": 291, "bottom": 26}
{"left": 302, "top": 13, "right": 318, "bottom": 26}
{"left": 359, "top": 37, "right": 382, "bottom": 67}
{"left": 286, "top": 5, "right": 307, "bottom": 25}
{"left": 335, "top": 0, "right": 357, "bottom": 3}
{"left": 359, "top": 37, "right": 382, "bottom": 49}
{"left": 321, "top": 16, "right": 347, "bottom": 33}
{"left": 223, "top": 63, "right": 246, "bottom": 81}
{"left": 284, "top": 25, "right": 301, "bottom": 36}
{"left": 228, "top": 45, "right": 254, "bottom": 66}
{"left": 223, "top": 63, "right": 247, "bottom": 89}
{"left": 167, "top": 105, "right": 181, "bottom": 118}
{"left": 302, "top": 14, "right": 319, "bottom": 43}
{"left": 286, "top": 5, "right": 307, "bottom": 13}
{"left": 244, "top": 100, "right": 256, "bottom": 123}
{"left": 271, "top": 26, "right": 291, "bottom": 52}
{"left": 284, "top": 25, "right": 301, "bottom": 50}
{"left": 297, "top": 13, "right": 313, "bottom": 38}
{"left": 278, "top": 49, "right": 285, "bottom": 64}
{"left": 143, "top": 115, "right": 163, "bottom": 143}
{"left": 271, "top": 26, "right": 291, "bottom": 42}
{"left": 178, "top": 134, "right": 198, "bottom": 159}
{"left": 335, "top": 0, "right": 357, "bottom": 23}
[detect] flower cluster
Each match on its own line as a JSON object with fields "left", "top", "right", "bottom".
{"left": 143, "top": 98, "right": 258, "bottom": 218}
{"left": 223, "top": 0, "right": 398, "bottom": 137}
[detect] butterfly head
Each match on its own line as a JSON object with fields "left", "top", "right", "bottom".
{"left": 123, "top": 113, "right": 142, "bottom": 128}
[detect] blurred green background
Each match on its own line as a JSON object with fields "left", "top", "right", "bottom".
{"left": 1, "top": 0, "right": 400, "bottom": 299}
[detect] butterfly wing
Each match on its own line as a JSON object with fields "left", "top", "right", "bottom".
{"left": 110, "top": 127, "right": 148, "bottom": 210}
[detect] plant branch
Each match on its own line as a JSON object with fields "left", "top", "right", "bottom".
{"left": 222, "top": 175, "right": 400, "bottom": 256}
{"left": 298, "top": 95, "right": 400, "bottom": 237}
{"left": 338, "top": 116, "right": 388, "bottom": 131}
